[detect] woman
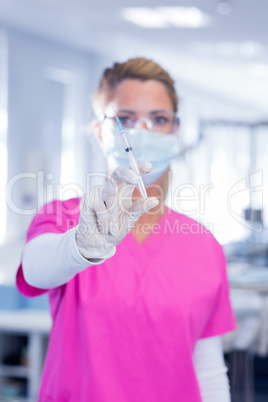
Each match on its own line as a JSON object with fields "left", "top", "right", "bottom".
{"left": 17, "top": 57, "right": 236, "bottom": 401}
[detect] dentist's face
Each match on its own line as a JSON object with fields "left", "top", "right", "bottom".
{"left": 98, "top": 78, "right": 179, "bottom": 200}
{"left": 103, "top": 78, "right": 175, "bottom": 132}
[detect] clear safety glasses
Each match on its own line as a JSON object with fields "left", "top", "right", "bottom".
{"left": 103, "top": 109, "right": 179, "bottom": 134}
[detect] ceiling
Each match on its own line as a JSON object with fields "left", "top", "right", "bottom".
{"left": 0, "top": 0, "right": 268, "bottom": 121}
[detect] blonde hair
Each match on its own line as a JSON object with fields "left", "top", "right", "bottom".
{"left": 93, "top": 57, "right": 179, "bottom": 119}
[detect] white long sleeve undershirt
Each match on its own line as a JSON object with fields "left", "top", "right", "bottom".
{"left": 22, "top": 229, "right": 105, "bottom": 289}
{"left": 22, "top": 231, "right": 231, "bottom": 401}
{"left": 193, "top": 336, "right": 231, "bottom": 401}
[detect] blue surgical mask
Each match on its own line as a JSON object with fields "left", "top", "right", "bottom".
{"left": 101, "top": 127, "right": 180, "bottom": 185}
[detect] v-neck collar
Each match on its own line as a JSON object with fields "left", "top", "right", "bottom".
{"left": 129, "top": 206, "right": 171, "bottom": 253}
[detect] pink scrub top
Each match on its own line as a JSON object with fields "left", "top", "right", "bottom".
{"left": 17, "top": 198, "right": 236, "bottom": 402}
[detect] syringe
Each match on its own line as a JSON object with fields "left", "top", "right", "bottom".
{"left": 114, "top": 114, "right": 148, "bottom": 199}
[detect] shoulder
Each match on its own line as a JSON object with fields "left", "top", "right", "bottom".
{"left": 165, "top": 208, "right": 216, "bottom": 239}
{"left": 38, "top": 197, "right": 81, "bottom": 215}
{"left": 164, "top": 208, "right": 224, "bottom": 259}
{"left": 26, "top": 197, "right": 81, "bottom": 241}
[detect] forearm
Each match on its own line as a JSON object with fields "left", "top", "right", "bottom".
{"left": 193, "top": 336, "right": 231, "bottom": 402}
{"left": 22, "top": 228, "right": 106, "bottom": 289}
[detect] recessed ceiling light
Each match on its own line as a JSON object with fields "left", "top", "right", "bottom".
{"left": 217, "top": 1, "right": 232, "bottom": 15}
{"left": 120, "top": 7, "right": 169, "bottom": 28}
{"left": 121, "top": 6, "right": 211, "bottom": 29}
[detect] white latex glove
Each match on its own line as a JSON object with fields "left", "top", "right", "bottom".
{"left": 75, "top": 162, "right": 159, "bottom": 260}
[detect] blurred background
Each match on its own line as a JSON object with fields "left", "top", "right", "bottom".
{"left": 0, "top": 0, "right": 268, "bottom": 400}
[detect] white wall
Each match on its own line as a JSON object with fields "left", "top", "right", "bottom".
{"left": 4, "top": 27, "right": 108, "bottom": 245}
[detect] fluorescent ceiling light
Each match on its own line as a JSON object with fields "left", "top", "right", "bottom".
{"left": 239, "top": 41, "right": 263, "bottom": 58}
{"left": 121, "top": 7, "right": 169, "bottom": 28}
{"left": 156, "top": 7, "right": 211, "bottom": 28}
{"left": 121, "top": 6, "right": 211, "bottom": 29}
{"left": 191, "top": 41, "right": 263, "bottom": 59}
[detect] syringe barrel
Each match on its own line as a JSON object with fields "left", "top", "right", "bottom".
{"left": 119, "top": 129, "right": 132, "bottom": 149}
{"left": 119, "top": 130, "right": 148, "bottom": 199}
